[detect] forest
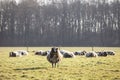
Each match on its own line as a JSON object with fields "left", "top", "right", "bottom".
{"left": 0, "top": 0, "right": 120, "bottom": 46}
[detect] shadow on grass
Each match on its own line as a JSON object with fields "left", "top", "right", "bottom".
{"left": 14, "top": 67, "right": 48, "bottom": 71}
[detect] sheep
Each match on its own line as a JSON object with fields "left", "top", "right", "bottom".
{"left": 60, "top": 50, "right": 68, "bottom": 55}
{"left": 63, "top": 52, "right": 75, "bottom": 58}
{"left": 60, "top": 50, "right": 75, "bottom": 58}
{"left": 9, "top": 50, "right": 28, "bottom": 57}
{"left": 96, "top": 51, "right": 107, "bottom": 57}
{"left": 104, "top": 50, "right": 115, "bottom": 55}
{"left": 85, "top": 51, "right": 98, "bottom": 57}
{"left": 47, "top": 47, "right": 63, "bottom": 68}
{"left": 74, "top": 50, "right": 87, "bottom": 55}
{"left": 35, "top": 50, "right": 50, "bottom": 56}
{"left": 17, "top": 50, "right": 28, "bottom": 55}
{"left": 35, "top": 50, "right": 44, "bottom": 55}
{"left": 42, "top": 51, "right": 50, "bottom": 56}
{"left": 9, "top": 51, "right": 21, "bottom": 57}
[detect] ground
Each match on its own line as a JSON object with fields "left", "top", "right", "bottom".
{"left": 0, "top": 47, "right": 120, "bottom": 80}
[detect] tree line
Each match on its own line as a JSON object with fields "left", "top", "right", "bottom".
{"left": 0, "top": 0, "right": 120, "bottom": 46}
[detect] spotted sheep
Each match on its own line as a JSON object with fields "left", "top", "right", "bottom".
{"left": 9, "top": 51, "right": 21, "bottom": 57}
{"left": 104, "top": 50, "right": 115, "bottom": 55}
{"left": 35, "top": 50, "right": 50, "bottom": 56}
{"left": 96, "top": 51, "right": 107, "bottom": 57}
{"left": 85, "top": 51, "right": 98, "bottom": 57}
{"left": 17, "top": 50, "right": 28, "bottom": 55}
{"left": 9, "top": 50, "right": 28, "bottom": 57}
{"left": 74, "top": 50, "right": 87, "bottom": 55}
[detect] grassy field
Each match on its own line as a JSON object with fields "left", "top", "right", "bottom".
{"left": 0, "top": 47, "right": 120, "bottom": 80}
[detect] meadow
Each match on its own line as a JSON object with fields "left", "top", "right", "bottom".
{"left": 0, "top": 47, "right": 120, "bottom": 80}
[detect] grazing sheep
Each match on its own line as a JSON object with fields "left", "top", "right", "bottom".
{"left": 17, "top": 50, "right": 28, "bottom": 55}
{"left": 85, "top": 51, "right": 98, "bottom": 57}
{"left": 42, "top": 51, "right": 50, "bottom": 56}
{"left": 60, "top": 50, "right": 75, "bottom": 58}
{"left": 35, "top": 50, "right": 44, "bottom": 55}
{"left": 96, "top": 51, "right": 107, "bottom": 57}
{"left": 9, "top": 51, "right": 21, "bottom": 57}
{"left": 104, "top": 50, "right": 115, "bottom": 55}
{"left": 9, "top": 50, "right": 28, "bottom": 57}
{"left": 35, "top": 50, "right": 50, "bottom": 56}
{"left": 63, "top": 52, "right": 75, "bottom": 58}
{"left": 47, "top": 47, "right": 63, "bottom": 68}
{"left": 74, "top": 50, "right": 87, "bottom": 55}
{"left": 40, "top": 50, "right": 50, "bottom": 56}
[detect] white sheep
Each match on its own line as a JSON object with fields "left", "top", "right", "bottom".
{"left": 17, "top": 50, "right": 28, "bottom": 55}
{"left": 35, "top": 50, "right": 50, "bottom": 56}
{"left": 74, "top": 50, "right": 87, "bottom": 55}
{"left": 60, "top": 50, "right": 75, "bottom": 58}
{"left": 85, "top": 51, "right": 98, "bottom": 57}
{"left": 9, "top": 51, "right": 22, "bottom": 57}
{"left": 9, "top": 50, "right": 28, "bottom": 57}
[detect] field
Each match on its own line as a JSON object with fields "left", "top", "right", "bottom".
{"left": 0, "top": 47, "right": 120, "bottom": 80}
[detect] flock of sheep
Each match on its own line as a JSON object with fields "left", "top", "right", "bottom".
{"left": 9, "top": 47, "right": 115, "bottom": 68}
